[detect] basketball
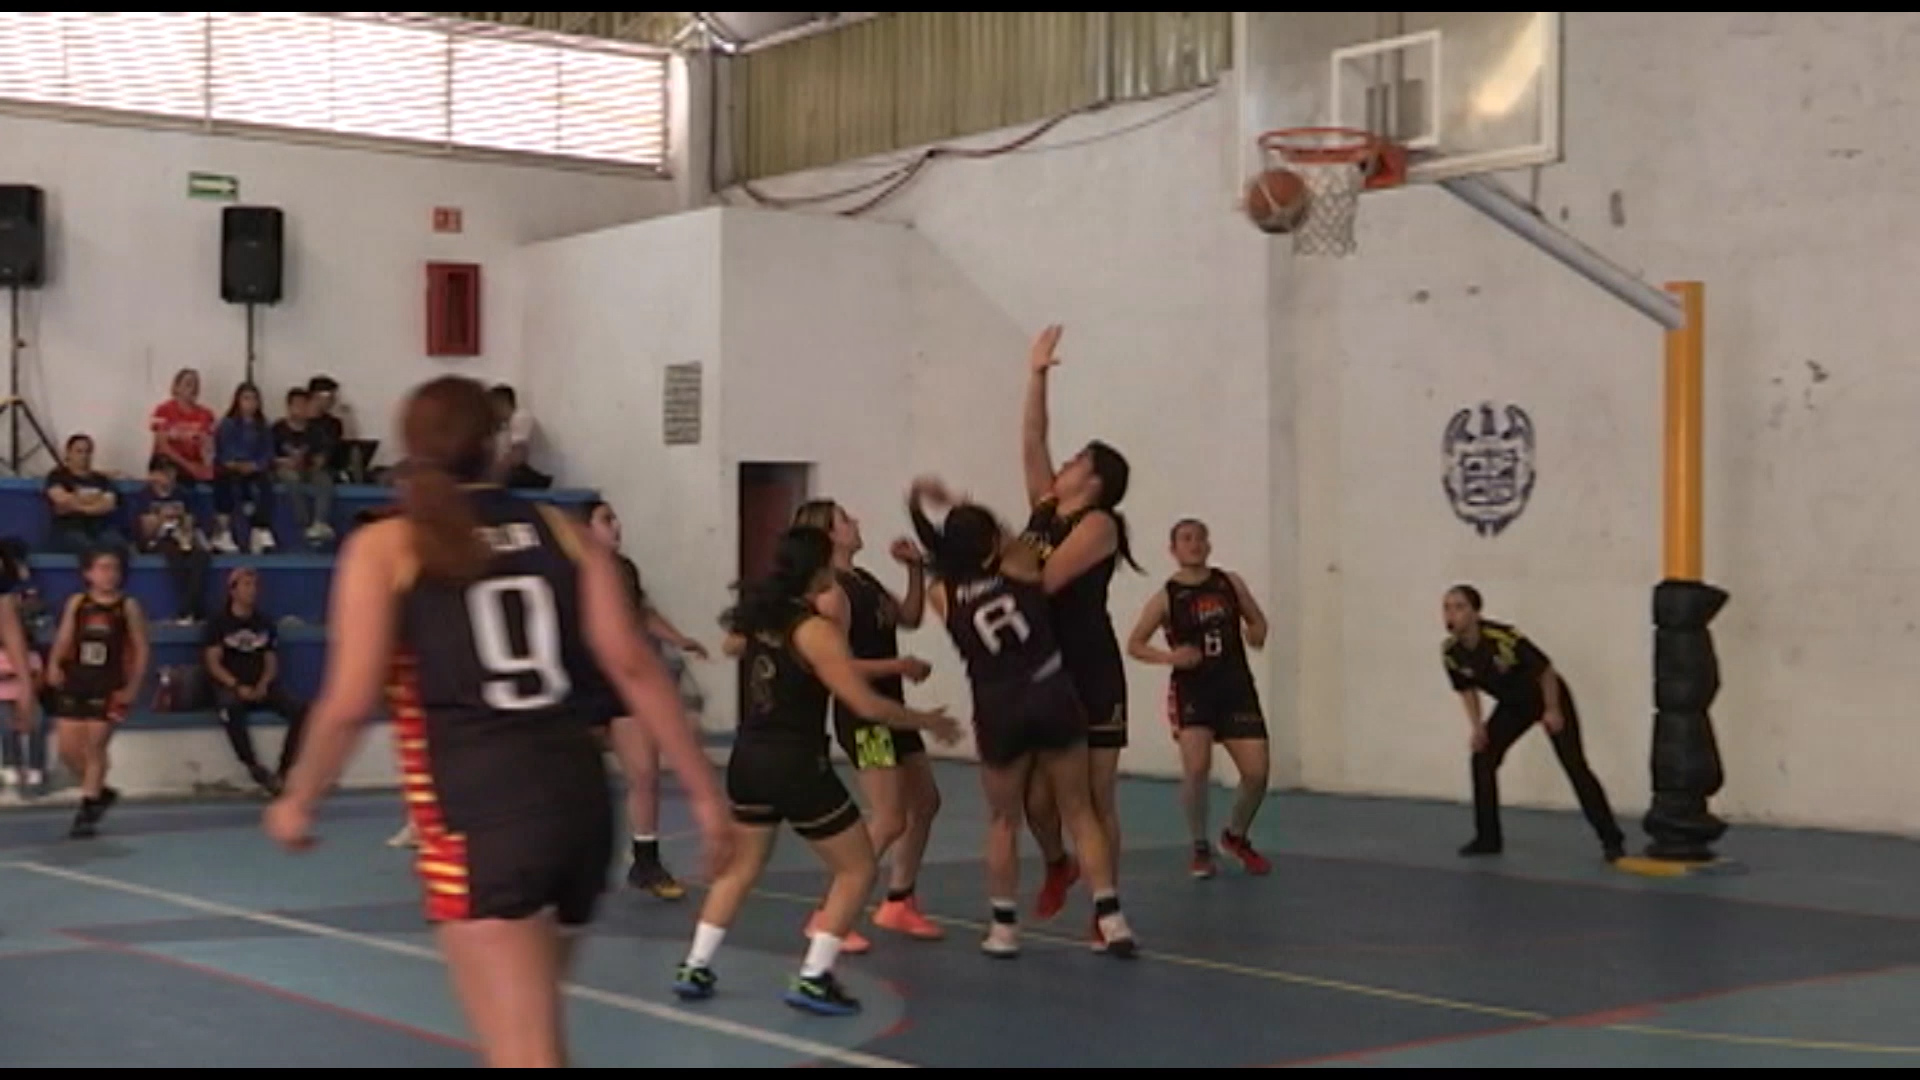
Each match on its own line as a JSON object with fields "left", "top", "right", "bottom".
{"left": 1243, "top": 168, "right": 1309, "bottom": 234}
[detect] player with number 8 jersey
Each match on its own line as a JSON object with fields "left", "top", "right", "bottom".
{"left": 266, "top": 376, "right": 730, "bottom": 1069}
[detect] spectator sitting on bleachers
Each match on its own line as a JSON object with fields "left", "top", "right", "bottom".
{"left": 488, "top": 384, "right": 552, "bottom": 489}
{"left": 204, "top": 567, "right": 308, "bottom": 796}
{"left": 272, "top": 387, "right": 336, "bottom": 548}
{"left": 43, "top": 434, "right": 126, "bottom": 554}
{"left": 211, "top": 382, "right": 277, "bottom": 554}
{"left": 150, "top": 367, "right": 217, "bottom": 495}
{"left": 133, "top": 456, "right": 212, "bottom": 625}
{"left": 306, "top": 375, "right": 357, "bottom": 480}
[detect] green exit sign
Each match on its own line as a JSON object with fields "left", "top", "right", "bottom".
{"left": 188, "top": 172, "right": 239, "bottom": 200}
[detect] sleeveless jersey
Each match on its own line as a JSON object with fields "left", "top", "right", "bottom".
{"left": 836, "top": 567, "right": 903, "bottom": 706}
{"left": 945, "top": 570, "right": 1064, "bottom": 691}
{"left": 64, "top": 595, "right": 130, "bottom": 697}
{"left": 393, "top": 487, "right": 606, "bottom": 830}
{"left": 737, "top": 606, "right": 834, "bottom": 753}
{"left": 1164, "top": 570, "right": 1258, "bottom": 706}
{"left": 1020, "top": 500, "right": 1124, "bottom": 681}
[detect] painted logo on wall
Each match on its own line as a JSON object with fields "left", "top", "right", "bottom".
{"left": 1442, "top": 402, "right": 1536, "bottom": 537}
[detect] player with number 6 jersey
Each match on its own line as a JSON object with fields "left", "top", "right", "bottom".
{"left": 908, "top": 477, "right": 1137, "bottom": 960}
{"left": 264, "top": 376, "right": 731, "bottom": 1069}
{"left": 1125, "top": 518, "right": 1273, "bottom": 879}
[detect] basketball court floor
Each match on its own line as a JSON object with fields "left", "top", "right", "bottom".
{"left": 3, "top": 758, "right": 1919, "bottom": 1068}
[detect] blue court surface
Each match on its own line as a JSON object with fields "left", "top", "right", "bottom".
{"left": 4, "top": 759, "right": 1920, "bottom": 1068}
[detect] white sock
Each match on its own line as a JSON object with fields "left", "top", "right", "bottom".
{"left": 799, "top": 931, "right": 843, "bottom": 978}
{"left": 632, "top": 833, "right": 656, "bottom": 844}
{"left": 686, "top": 921, "right": 726, "bottom": 968}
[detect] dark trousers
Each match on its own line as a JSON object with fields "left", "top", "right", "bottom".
{"left": 218, "top": 686, "right": 308, "bottom": 777}
{"left": 214, "top": 469, "right": 273, "bottom": 528}
{"left": 1471, "top": 686, "right": 1624, "bottom": 848}
{"left": 141, "top": 538, "right": 210, "bottom": 621}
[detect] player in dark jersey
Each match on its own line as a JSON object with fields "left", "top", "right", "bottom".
{"left": 582, "top": 498, "right": 711, "bottom": 901}
{"left": 1441, "top": 584, "right": 1626, "bottom": 862}
{"left": 909, "top": 477, "right": 1138, "bottom": 960}
{"left": 1126, "top": 518, "right": 1274, "bottom": 879}
{"left": 673, "top": 525, "right": 958, "bottom": 1016}
{"left": 791, "top": 498, "right": 943, "bottom": 948}
{"left": 1015, "top": 324, "right": 1142, "bottom": 940}
{"left": 46, "top": 546, "right": 148, "bottom": 840}
{"left": 264, "top": 376, "right": 731, "bottom": 1069}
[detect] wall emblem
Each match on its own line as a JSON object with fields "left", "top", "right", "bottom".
{"left": 1442, "top": 402, "right": 1536, "bottom": 537}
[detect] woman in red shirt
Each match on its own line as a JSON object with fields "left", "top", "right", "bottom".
{"left": 150, "top": 368, "right": 217, "bottom": 489}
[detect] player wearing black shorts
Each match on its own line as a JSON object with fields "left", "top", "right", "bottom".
{"left": 910, "top": 477, "right": 1137, "bottom": 960}
{"left": 581, "top": 498, "right": 711, "bottom": 902}
{"left": 1016, "top": 324, "right": 1142, "bottom": 937}
{"left": 1127, "top": 518, "right": 1274, "bottom": 879}
{"left": 266, "top": 376, "right": 729, "bottom": 1069}
{"left": 47, "top": 546, "right": 148, "bottom": 840}
{"left": 672, "top": 525, "right": 957, "bottom": 1017}
{"left": 1441, "top": 584, "right": 1626, "bottom": 863}
{"left": 793, "top": 498, "right": 943, "bottom": 947}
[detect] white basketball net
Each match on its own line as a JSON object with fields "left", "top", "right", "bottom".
{"left": 1262, "top": 132, "right": 1378, "bottom": 257}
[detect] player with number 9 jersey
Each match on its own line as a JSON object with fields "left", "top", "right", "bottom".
{"left": 266, "top": 376, "right": 729, "bottom": 1069}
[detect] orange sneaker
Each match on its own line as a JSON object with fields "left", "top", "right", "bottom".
{"left": 872, "top": 896, "right": 945, "bottom": 940}
{"left": 805, "top": 911, "right": 871, "bottom": 954}
{"left": 1034, "top": 856, "right": 1080, "bottom": 921}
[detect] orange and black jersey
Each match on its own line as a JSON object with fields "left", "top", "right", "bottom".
{"left": 1164, "top": 569, "right": 1257, "bottom": 703}
{"left": 393, "top": 487, "right": 608, "bottom": 832}
{"left": 1442, "top": 620, "right": 1551, "bottom": 707}
{"left": 63, "top": 595, "right": 132, "bottom": 697}
{"left": 736, "top": 605, "right": 834, "bottom": 753}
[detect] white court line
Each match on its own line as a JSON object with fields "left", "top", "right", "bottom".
{"left": 3, "top": 859, "right": 915, "bottom": 1069}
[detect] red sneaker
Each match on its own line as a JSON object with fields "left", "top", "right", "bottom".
{"left": 1219, "top": 830, "right": 1272, "bottom": 876}
{"left": 1189, "top": 848, "right": 1217, "bottom": 879}
{"left": 1034, "top": 856, "right": 1080, "bottom": 921}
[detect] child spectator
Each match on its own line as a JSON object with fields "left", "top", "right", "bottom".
{"left": 133, "top": 457, "right": 212, "bottom": 625}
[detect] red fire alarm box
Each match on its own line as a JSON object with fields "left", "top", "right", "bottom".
{"left": 426, "top": 261, "right": 481, "bottom": 357}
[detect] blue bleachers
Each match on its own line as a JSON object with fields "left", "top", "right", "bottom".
{"left": 3, "top": 478, "right": 597, "bottom": 733}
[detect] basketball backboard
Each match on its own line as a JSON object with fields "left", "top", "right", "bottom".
{"left": 1230, "top": 12, "right": 1562, "bottom": 201}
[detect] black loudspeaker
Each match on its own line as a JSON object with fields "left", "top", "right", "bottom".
{"left": 0, "top": 185, "right": 47, "bottom": 289}
{"left": 221, "top": 205, "right": 284, "bottom": 305}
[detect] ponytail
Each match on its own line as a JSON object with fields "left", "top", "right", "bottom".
{"left": 404, "top": 463, "right": 489, "bottom": 583}
{"left": 1107, "top": 508, "right": 1143, "bottom": 574}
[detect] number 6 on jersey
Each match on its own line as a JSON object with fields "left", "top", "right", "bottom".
{"left": 467, "top": 575, "right": 571, "bottom": 711}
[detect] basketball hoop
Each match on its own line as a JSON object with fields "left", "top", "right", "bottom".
{"left": 1259, "top": 127, "right": 1407, "bottom": 257}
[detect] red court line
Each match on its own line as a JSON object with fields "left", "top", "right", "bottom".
{"left": 1265, "top": 960, "right": 1919, "bottom": 1067}
{"left": 59, "top": 929, "right": 479, "bottom": 1055}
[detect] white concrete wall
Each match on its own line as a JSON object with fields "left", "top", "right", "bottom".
{"left": 518, "top": 208, "right": 731, "bottom": 731}
{"left": 725, "top": 12, "right": 1920, "bottom": 835}
{"left": 0, "top": 111, "right": 676, "bottom": 472}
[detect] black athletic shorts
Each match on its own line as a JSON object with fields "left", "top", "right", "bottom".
{"left": 1168, "top": 683, "right": 1268, "bottom": 742}
{"left": 971, "top": 667, "right": 1088, "bottom": 768}
{"left": 1069, "top": 661, "right": 1129, "bottom": 751}
{"left": 832, "top": 704, "right": 926, "bottom": 770}
{"left": 414, "top": 797, "right": 615, "bottom": 928}
{"left": 50, "top": 689, "right": 124, "bottom": 724}
{"left": 727, "top": 740, "right": 862, "bottom": 841}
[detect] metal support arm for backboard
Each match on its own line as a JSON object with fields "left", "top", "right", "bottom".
{"left": 1442, "top": 174, "right": 1730, "bottom": 871}
{"left": 1439, "top": 175, "right": 1682, "bottom": 331}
